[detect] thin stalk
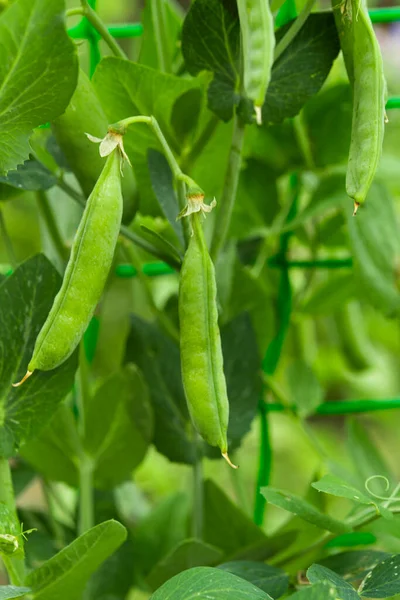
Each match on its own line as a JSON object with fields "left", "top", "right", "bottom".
{"left": 274, "top": 0, "right": 316, "bottom": 62}
{"left": 123, "top": 243, "right": 180, "bottom": 342}
{"left": 36, "top": 191, "right": 68, "bottom": 264}
{"left": 66, "top": 6, "right": 84, "bottom": 17}
{"left": 192, "top": 432, "right": 204, "bottom": 539}
{"left": 177, "top": 179, "right": 191, "bottom": 248}
{"left": 292, "top": 114, "right": 315, "bottom": 171}
{"left": 0, "top": 458, "right": 25, "bottom": 585}
{"left": 0, "top": 208, "right": 17, "bottom": 269}
{"left": 56, "top": 179, "right": 181, "bottom": 270}
{"left": 210, "top": 115, "right": 245, "bottom": 262}
{"left": 78, "top": 454, "right": 94, "bottom": 535}
{"left": 80, "top": 0, "right": 127, "bottom": 60}
{"left": 76, "top": 344, "right": 94, "bottom": 535}
{"left": 253, "top": 400, "right": 272, "bottom": 526}
{"left": 152, "top": 0, "right": 171, "bottom": 72}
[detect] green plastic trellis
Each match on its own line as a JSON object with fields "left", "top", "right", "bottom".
{"left": 69, "top": 0, "right": 400, "bottom": 525}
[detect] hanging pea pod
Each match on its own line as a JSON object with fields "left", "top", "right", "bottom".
{"left": 13, "top": 146, "right": 123, "bottom": 386}
{"left": 52, "top": 69, "right": 138, "bottom": 224}
{"left": 178, "top": 193, "right": 236, "bottom": 468}
{"left": 237, "top": 0, "right": 275, "bottom": 125}
{"left": 333, "top": 0, "right": 386, "bottom": 213}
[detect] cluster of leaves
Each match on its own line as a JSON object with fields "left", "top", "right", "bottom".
{"left": 1, "top": 0, "right": 400, "bottom": 598}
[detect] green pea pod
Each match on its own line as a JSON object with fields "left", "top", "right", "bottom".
{"left": 13, "top": 149, "right": 123, "bottom": 385}
{"left": 179, "top": 211, "right": 236, "bottom": 468}
{"left": 52, "top": 69, "right": 138, "bottom": 224}
{"left": 237, "top": 0, "right": 275, "bottom": 125}
{"left": 335, "top": 0, "right": 386, "bottom": 212}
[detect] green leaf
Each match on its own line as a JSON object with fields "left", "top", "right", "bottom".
{"left": 218, "top": 561, "right": 289, "bottom": 598}
{"left": 345, "top": 183, "right": 400, "bottom": 315}
{"left": 359, "top": 553, "right": 400, "bottom": 598}
{"left": 84, "top": 365, "right": 153, "bottom": 488}
{"left": 171, "top": 88, "right": 203, "bottom": 145}
{"left": 93, "top": 57, "right": 202, "bottom": 214}
{"left": 0, "top": 587, "right": 30, "bottom": 599}
{"left": 318, "top": 551, "right": 390, "bottom": 584}
{"left": 0, "top": 0, "right": 78, "bottom": 173}
{"left": 20, "top": 403, "right": 79, "bottom": 487}
{"left": 303, "top": 83, "right": 352, "bottom": 168}
{"left": 230, "top": 160, "right": 279, "bottom": 240}
{"left": 262, "top": 14, "right": 340, "bottom": 125}
{"left": 289, "top": 583, "right": 337, "bottom": 599}
{"left": 225, "top": 532, "right": 296, "bottom": 563}
{"left": 83, "top": 540, "right": 135, "bottom": 600}
{"left": 27, "top": 520, "right": 127, "bottom": 600}
{"left": 260, "top": 487, "right": 351, "bottom": 534}
{"left": 125, "top": 316, "right": 195, "bottom": 464}
{"left": 182, "top": 0, "right": 240, "bottom": 122}
{"left": 307, "top": 564, "right": 360, "bottom": 600}
{"left": 218, "top": 313, "right": 262, "bottom": 453}
{"left": 203, "top": 480, "right": 267, "bottom": 557}
{"left": 132, "top": 493, "right": 190, "bottom": 579}
{"left": 286, "top": 360, "right": 323, "bottom": 418}
{"left": 150, "top": 566, "right": 273, "bottom": 600}
{"left": 312, "top": 475, "right": 393, "bottom": 520}
{"left": 138, "top": 0, "right": 183, "bottom": 71}
{"left": 147, "top": 149, "right": 184, "bottom": 246}
{"left": 0, "top": 159, "right": 56, "bottom": 192}
{"left": 147, "top": 539, "right": 224, "bottom": 590}
{"left": 0, "top": 254, "right": 78, "bottom": 457}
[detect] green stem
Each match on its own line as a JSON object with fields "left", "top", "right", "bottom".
{"left": 56, "top": 179, "right": 181, "bottom": 270}
{"left": 210, "top": 115, "right": 245, "bottom": 262}
{"left": 274, "top": 0, "right": 316, "bottom": 62}
{"left": 152, "top": 0, "right": 171, "bottom": 72}
{"left": 0, "top": 458, "right": 25, "bottom": 585}
{"left": 123, "top": 243, "right": 180, "bottom": 342}
{"left": 192, "top": 432, "right": 204, "bottom": 539}
{"left": 66, "top": 6, "right": 84, "bottom": 17}
{"left": 36, "top": 191, "right": 68, "bottom": 264}
{"left": 80, "top": 0, "right": 127, "bottom": 60}
{"left": 253, "top": 400, "right": 272, "bottom": 525}
{"left": 78, "top": 454, "right": 94, "bottom": 535}
{"left": 177, "top": 179, "right": 191, "bottom": 248}
{"left": 292, "top": 114, "right": 315, "bottom": 170}
{"left": 0, "top": 208, "right": 17, "bottom": 269}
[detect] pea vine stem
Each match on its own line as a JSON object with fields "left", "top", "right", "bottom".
{"left": 0, "top": 458, "right": 25, "bottom": 585}
{"left": 79, "top": 0, "right": 128, "bottom": 60}
{"left": 274, "top": 0, "right": 316, "bottom": 62}
{"left": 210, "top": 114, "right": 245, "bottom": 262}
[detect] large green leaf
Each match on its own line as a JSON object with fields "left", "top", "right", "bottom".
{"left": 262, "top": 14, "right": 340, "bottom": 124}
{"left": 0, "top": 159, "right": 56, "bottom": 192}
{"left": 260, "top": 487, "right": 351, "bottom": 534}
{"left": 203, "top": 480, "right": 267, "bottom": 557}
{"left": 182, "top": 0, "right": 240, "bottom": 122}
{"left": 289, "top": 583, "right": 337, "bottom": 599}
{"left": 84, "top": 364, "right": 153, "bottom": 488}
{"left": 0, "top": 255, "right": 78, "bottom": 457}
{"left": 286, "top": 360, "right": 322, "bottom": 418}
{"left": 132, "top": 493, "right": 190, "bottom": 580}
{"left": 359, "top": 554, "right": 400, "bottom": 598}
{"left": 307, "top": 564, "right": 359, "bottom": 600}
{"left": 345, "top": 183, "right": 400, "bottom": 315}
{"left": 182, "top": 1, "right": 339, "bottom": 124}
{"left": 125, "top": 316, "right": 195, "bottom": 464}
{"left": 27, "top": 520, "right": 127, "bottom": 600}
{"left": 318, "top": 551, "right": 389, "bottom": 584}
{"left": 93, "top": 58, "right": 203, "bottom": 214}
{"left": 0, "top": 0, "right": 78, "bottom": 173}
{"left": 218, "top": 561, "right": 289, "bottom": 598}
{"left": 312, "top": 475, "right": 392, "bottom": 520}
{"left": 0, "top": 587, "right": 30, "bottom": 599}
{"left": 147, "top": 539, "right": 224, "bottom": 590}
{"left": 150, "top": 566, "right": 273, "bottom": 600}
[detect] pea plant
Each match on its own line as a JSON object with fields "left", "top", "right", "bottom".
{"left": 1, "top": 0, "right": 400, "bottom": 598}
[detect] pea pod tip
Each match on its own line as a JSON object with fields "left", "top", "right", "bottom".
{"left": 12, "top": 370, "right": 33, "bottom": 387}
{"left": 353, "top": 202, "right": 360, "bottom": 216}
{"left": 254, "top": 105, "right": 263, "bottom": 126}
{"left": 222, "top": 452, "right": 238, "bottom": 470}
